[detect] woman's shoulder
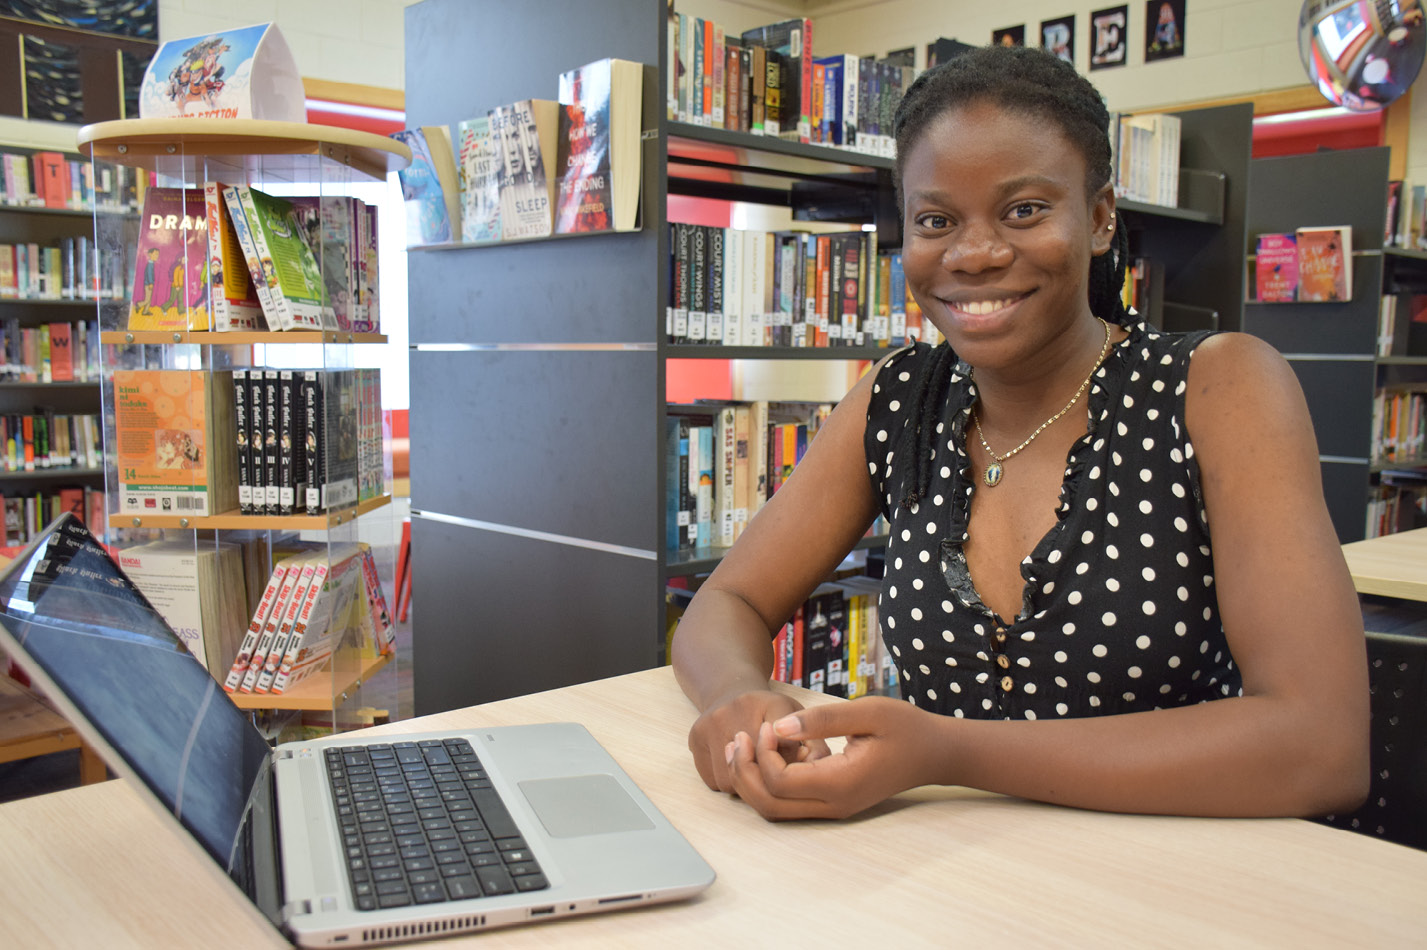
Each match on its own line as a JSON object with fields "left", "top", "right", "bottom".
{"left": 866, "top": 342, "right": 960, "bottom": 419}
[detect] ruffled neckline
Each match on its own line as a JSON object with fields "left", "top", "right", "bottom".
{"left": 938, "top": 320, "right": 1144, "bottom": 625}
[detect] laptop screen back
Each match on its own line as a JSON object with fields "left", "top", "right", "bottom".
{"left": 0, "top": 515, "right": 276, "bottom": 890}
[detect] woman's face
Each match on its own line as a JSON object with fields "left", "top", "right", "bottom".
{"left": 899, "top": 101, "right": 1113, "bottom": 370}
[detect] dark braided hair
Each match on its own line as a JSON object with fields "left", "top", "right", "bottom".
{"left": 889, "top": 45, "right": 1132, "bottom": 510}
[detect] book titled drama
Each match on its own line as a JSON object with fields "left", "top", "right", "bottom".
{"left": 1254, "top": 233, "right": 1298, "bottom": 302}
{"left": 1297, "top": 225, "right": 1353, "bottom": 302}
{"left": 491, "top": 99, "right": 561, "bottom": 241}
{"left": 113, "top": 369, "right": 238, "bottom": 518}
{"left": 129, "top": 186, "right": 211, "bottom": 331}
{"left": 555, "top": 58, "right": 643, "bottom": 234}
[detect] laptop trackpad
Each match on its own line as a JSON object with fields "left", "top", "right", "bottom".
{"left": 518, "top": 774, "right": 656, "bottom": 838}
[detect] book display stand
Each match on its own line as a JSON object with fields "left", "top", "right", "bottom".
{"left": 78, "top": 118, "right": 410, "bottom": 735}
{"left": 1246, "top": 146, "right": 1427, "bottom": 541}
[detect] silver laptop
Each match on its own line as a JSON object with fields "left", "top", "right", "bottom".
{"left": 0, "top": 514, "right": 714, "bottom": 946}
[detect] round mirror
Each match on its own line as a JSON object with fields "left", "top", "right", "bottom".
{"left": 1299, "top": 0, "right": 1426, "bottom": 111}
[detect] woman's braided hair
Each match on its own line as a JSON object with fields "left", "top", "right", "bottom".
{"left": 888, "top": 45, "right": 1131, "bottom": 510}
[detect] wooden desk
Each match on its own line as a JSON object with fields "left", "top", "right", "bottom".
{"left": 0, "top": 675, "right": 105, "bottom": 785}
{"left": 2, "top": 667, "right": 1425, "bottom": 948}
{"left": 1342, "top": 527, "right": 1427, "bottom": 603}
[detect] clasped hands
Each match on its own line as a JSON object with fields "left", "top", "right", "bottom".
{"left": 688, "top": 689, "right": 939, "bottom": 820}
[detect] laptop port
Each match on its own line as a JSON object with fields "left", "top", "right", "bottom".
{"left": 530, "top": 906, "right": 555, "bottom": 917}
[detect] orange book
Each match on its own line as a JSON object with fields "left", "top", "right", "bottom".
{"left": 47, "top": 322, "right": 72, "bottom": 381}
{"left": 702, "top": 19, "right": 714, "bottom": 121}
{"left": 1296, "top": 225, "right": 1352, "bottom": 302}
{"left": 113, "top": 369, "right": 238, "bottom": 518}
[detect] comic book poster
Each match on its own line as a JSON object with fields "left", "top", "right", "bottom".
{"left": 139, "top": 22, "right": 303, "bottom": 121}
{"left": 129, "top": 187, "right": 210, "bottom": 331}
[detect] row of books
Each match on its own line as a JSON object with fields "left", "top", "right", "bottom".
{"left": 0, "top": 150, "right": 148, "bottom": 214}
{"left": 0, "top": 411, "right": 101, "bottom": 473}
{"left": 666, "top": 11, "right": 910, "bottom": 157}
{"left": 1372, "top": 388, "right": 1426, "bottom": 464}
{"left": 221, "top": 542, "right": 394, "bottom": 695}
{"left": 1365, "top": 473, "right": 1427, "bottom": 539}
{"left": 112, "top": 367, "right": 383, "bottom": 520}
{"left": 0, "top": 236, "right": 127, "bottom": 301}
{"left": 1253, "top": 226, "right": 1354, "bottom": 303}
{"left": 128, "top": 183, "right": 381, "bottom": 334}
{"left": 397, "top": 56, "right": 643, "bottom": 246}
{"left": 1, "top": 319, "right": 101, "bottom": 383}
{"left": 666, "top": 224, "right": 943, "bottom": 348}
{"left": 772, "top": 578, "right": 897, "bottom": 698}
{"left": 1110, "top": 111, "right": 1181, "bottom": 208}
{"left": 666, "top": 400, "right": 834, "bottom": 552}
{"left": 0, "top": 486, "right": 105, "bottom": 547}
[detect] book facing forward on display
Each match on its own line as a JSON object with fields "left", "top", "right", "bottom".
{"left": 1254, "top": 233, "right": 1298, "bottom": 302}
{"left": 1296, "top": 225, "right": 1353, "bottom": 302}
{"left": 555, "top": 58, "right": 644, "bottom": 234}
{"left": 129, "top": 186, "right": 212, "bottom": 331}
{"left": 390, "top": 128, "right": 455, "bottom": 246}
{"left": 457, "top": 116, "right": 501, "bottom": 242}
{"left": 491, "top": 99, "right": 561, "bottom": 241}
{"left": 113, "top": 368, "right": 238, "bottom": 518}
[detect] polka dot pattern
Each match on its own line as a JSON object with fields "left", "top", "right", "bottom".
{"left": 863, "top": 322, "right": 1241, "bottom": 721}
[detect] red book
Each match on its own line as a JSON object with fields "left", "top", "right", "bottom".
{"left": 47, "top": 322, "right": 72, "bottom": 381}
{"left": 32, "top": 152, "right": 68, "bottom": 209}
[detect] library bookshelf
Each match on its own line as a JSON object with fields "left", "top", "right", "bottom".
{"left": 77, "top": 119, "right": 408, "bottom": 735}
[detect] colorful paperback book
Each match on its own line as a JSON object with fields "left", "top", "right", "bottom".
{"left": 555, "top": 58, "right": 643, "bottom": 233}
{"left": 113, "top": 369, "right": 238, "bottom": 518}
{"left": 491, "top": 99, "right": 561, "bottom": 241}
{"left": 129, "top": 186, "right": 211, "bottom": 331}
{"left": 204, "top": 181, "right": 264, "bottom": 330}
{"left": 1255, "top": 233, "right": 1298, "bottom": 302}
{"left": 1297, "top": 225, "right": 1353, "bottom": 302}
{"left": 390, "top": 128, "right": 454, "bottom": 245}
{"left": 226, "top": 185, "right": 334, "bottom": 330}
{"left": 457, "top": 116, "right": 501, "bottom": 242}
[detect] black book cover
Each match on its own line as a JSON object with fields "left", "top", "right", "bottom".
{"left": 277, "top": 370, "right": 306, "bottom": 516}
{"left": 302, "top": 369, "right": 325, "bottom": 515}
{"left": 233, "top": 368, "right": 252, "bottom": 514}
{"left": 247, "top": 370, "right": 266, "bottom": 515}
{"left": 262, "top": 369, "right": 280, "bottom": 515}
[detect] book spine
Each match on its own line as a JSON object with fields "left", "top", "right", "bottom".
{"left": 240, "top": 559, "right": 303, "bottom": 692}
{"left": 717, "top": 406, "right": 736, "bottom": 547}
{"left": 262, "top": 370, "right": 280, "bottom": 513}
{"left": 360, "top": 546, "right": 395, "bottom": 654}
{"left": 224, "top": 563, "right": 288, "bottom": 691}
{"left": 303, "top": 370, "right": 326, "bottom": 515}
{"left": 254, "top": 561, "right": 318, "bottom": 692}
{"left": 707, "top": 226, "right": 724, "bottom": 346}
{"left": 271, "top": 561, "right": 330, "bottom": 694}
{"left": 689, "top": 225, "right": 707, "bottom": 343}
{"left": 235, "top": 186, "right": 296, "bottom": 330}
{"left": 234, "top": 369, "right": 252, "bottom": 514}
{"left": 723, "top": 228, "right": 742, "bottom": 346}
{"left": 277, "top": 370, "right": 303, "bottom": 515}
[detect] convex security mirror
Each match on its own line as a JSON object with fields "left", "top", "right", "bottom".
{"left": 1300, "top": 0, "right": 1426, "bottom": 110}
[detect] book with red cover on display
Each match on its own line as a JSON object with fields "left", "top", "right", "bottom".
{"left": 1254, "top": 232, "right": 1298, "bottom": 302}
{"left": 129, "top": 186, "right": 211, "bottom": 331}
{"left": 555, "top": 58, "right": 643, "bottom": 234}
{"left": 1296, "top": 225, "right": 1353, "bottom": 302}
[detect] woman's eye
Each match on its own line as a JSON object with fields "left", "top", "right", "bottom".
{"left": 1008, "top": 203, "right": 1040, "bottom": 220}
{"left": 918, "top": 214, "right": 949, "bottom": 229}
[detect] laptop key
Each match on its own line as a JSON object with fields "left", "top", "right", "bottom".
{"left": 445, "top": 876, "right": 481, "bottom": 900}
{"left": 377, "top": 892, "right": 412, "bottom": 909}
{"left": 412, "top": 882, "right": 446, "bottom": 904}
{"left": 470, "top": 789, "right": 520, "bottom": 838}
{"left": 376, "top": 880, "right": 409, "bottom": 896}
{"left": 408, "top": 870, "right": 441, "bottom": 885}
{"left": 440, "top": 862, "right": 473, "bottom": 877}
{"left": 356, "top": 896, "right": 378, "bottom": 911}
{"left": 475, "top": 866, "right": 515, "bottom": 895}
{"left": 504, "top": 861, "right": 540, "bottom": 877}
{"left": 373, "top": 868, "right": 404, "bottom": 883}
{"left": 514, "top": 873, "right": 550, "bottom": 892}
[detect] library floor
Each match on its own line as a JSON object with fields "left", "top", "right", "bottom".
{"left": 0, "top": 498, "right": 417, "bottom": 805}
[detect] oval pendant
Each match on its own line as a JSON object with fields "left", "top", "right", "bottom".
{"left": 984, "top": 462, "right": 1003, "bottom": 487}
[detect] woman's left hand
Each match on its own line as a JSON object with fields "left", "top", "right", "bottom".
{"left": 724, "top": 696, "right": 948, "bottom": 820}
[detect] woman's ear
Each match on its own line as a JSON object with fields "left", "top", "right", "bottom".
{"left": 1091, "top": 185, "right": 1116, "bottom": 257}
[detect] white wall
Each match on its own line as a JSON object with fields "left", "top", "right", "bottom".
{"left": 157, "top": 0, "right": 418, "bottom": 90}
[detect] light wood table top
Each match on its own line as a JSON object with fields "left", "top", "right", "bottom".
{"left": 1342, "top": 527, "right": 1427, "bottom": 603}
{"left": 2, "top": 666, "right": 1426, "bottom": 948}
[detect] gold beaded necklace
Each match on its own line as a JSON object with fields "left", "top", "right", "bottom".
{"left": 971, "top": 317, "right": 1113, "bottom": 487}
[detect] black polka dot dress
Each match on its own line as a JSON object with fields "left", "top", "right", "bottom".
{"left": 864, "top": 320, "right": 1243, "bottom": 720}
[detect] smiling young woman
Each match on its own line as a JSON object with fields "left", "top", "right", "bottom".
{"left": 670, "top": 45, "right": 1369, "bottom": 823}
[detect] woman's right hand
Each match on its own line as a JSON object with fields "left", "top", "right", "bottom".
{"left": 688, "top": 689, "right": 830, "bottom": 792}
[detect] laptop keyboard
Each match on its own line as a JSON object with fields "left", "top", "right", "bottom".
{"left": 324, "top": 738, "right": 550, "bottom": 911}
